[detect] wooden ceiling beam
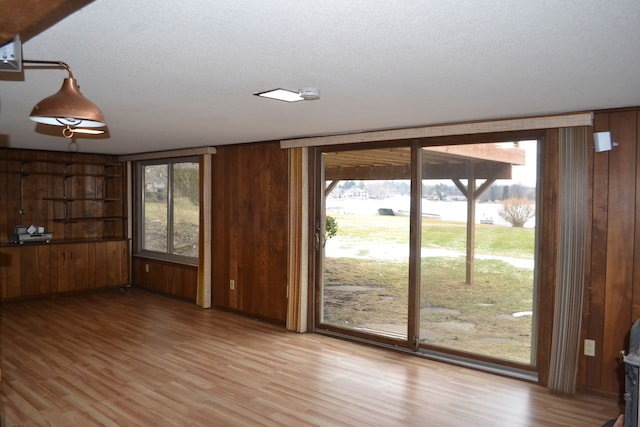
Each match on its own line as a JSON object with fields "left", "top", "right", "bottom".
{"left": 424, "top": 143, "right": 526, "bottom": 165}
{"left": 326, "top": 161, "right": 513, "bottom": 181}
{"left": 0, "top": 0, "right": 94, "bottom": 46}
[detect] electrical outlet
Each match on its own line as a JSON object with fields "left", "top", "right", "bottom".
{"left": 584, "top": 339, "right": 596, "bottom": 357}
{"left": 230, "top": 279, "right": 235, "bottom": 290}
{"left": 145, "top": 263, "right": 149, "bottom": 273}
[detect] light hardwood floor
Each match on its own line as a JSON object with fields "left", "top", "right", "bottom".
{"left": 0, "top": 289, "right": 621, "bottom": 426}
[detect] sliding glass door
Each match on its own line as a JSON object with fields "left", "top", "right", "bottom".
{"left": 418, "top": 141, "right": 538, "bottom": 364}
{"left": 319, "top": 147, "right": 411, "bottom": 342}
{"left": 315, "top": 139, "right": 539, "bottom": 368}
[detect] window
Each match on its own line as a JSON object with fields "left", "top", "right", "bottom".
{"left": 139, "top": 158, "right": 199, "bottom": 262}
{"left": 316, "top": 138, "right": 540, "bottom": 373}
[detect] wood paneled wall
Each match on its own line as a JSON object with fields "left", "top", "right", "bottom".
{"left": 211, "top": 141, "right": 288, "bottom": 324}
{"left": 132, "top": 256, "right": 197, "bottom": 302}
{"left": 578, "top": 108, "right": 640, "bottom": 396}
{"left": 0, "top": 148, "right": 125, "bottom": 242}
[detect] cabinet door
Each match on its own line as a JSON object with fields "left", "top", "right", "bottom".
{"left": 94, "top": 241, "right": 108, "bottom": 288}
{"left": 106, "top": 240, "right": 129, "bottom": 286}
{"left": 0, "top": 247, "right": 21, "bottom": 299}
{"left": 57, "top": 243, "right": 89, "bottom": 292}
{"left": 20, "top": 245, "right": 51, "bottom": 297}
{"left": 56, "top": 244, "right": 74, "bottom": 293}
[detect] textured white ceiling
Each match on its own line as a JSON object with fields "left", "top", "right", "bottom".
{"left": 1, "top": 0, "right": 639, "bottom": 154}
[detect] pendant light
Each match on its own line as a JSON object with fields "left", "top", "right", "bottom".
{"left": 23, "top": 59, "right": 107, "bottom": 138}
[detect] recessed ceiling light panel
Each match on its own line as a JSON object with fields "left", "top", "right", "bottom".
{"left": 254, "top": 88, "right": 303, "bottom": 102}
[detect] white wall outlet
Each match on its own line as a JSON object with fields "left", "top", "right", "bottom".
{"left": 145, "top": 263, "right": 149, "bottom": 273}
{"left": 230, "top": 279, "right": 235, "bottom": 290}
{"left": 584, "top": 339, "right": 596, "bottom": 357}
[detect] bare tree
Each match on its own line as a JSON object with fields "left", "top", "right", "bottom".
{"left": 498, "top": 198, "right": 535, "bottom": 227}
{"left": 173, "top": 163, "right": 199, "bottom": 206}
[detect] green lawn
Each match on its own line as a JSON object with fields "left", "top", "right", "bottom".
{"left": 322, "top": 214, "right": 536, "bottom": 364}
{"left": 328, "top": 214, "right": 534, "bottom": 258}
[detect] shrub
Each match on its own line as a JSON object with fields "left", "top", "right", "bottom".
{"left": 498, "top": 198, "right": 535, "bottom": 227}
{"left": 326, "top": 215, "right": 338, "bottom": 238}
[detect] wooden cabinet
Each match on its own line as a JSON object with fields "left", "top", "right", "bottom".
{"left": 55, "top": 243, "right": 89, "bottom": 293}
{"left": 0, "top": 149, "right": 130, "bottom": 301}
{"left": 0, "top": 240, "right": 129, "bottom": 300}
{"left": 0, "top": 245, "right": 50, "bottom": 299}
{"left": 55, "top": 240, "right": 129, "bottom": 294}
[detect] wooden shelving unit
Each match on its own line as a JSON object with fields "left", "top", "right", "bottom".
{"left": 17, "top": 158, "right": 126, "bottom": 239}
{"left": 0, "top": 148, "right": 130, "bottom": 300}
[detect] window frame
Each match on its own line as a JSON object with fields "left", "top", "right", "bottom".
{"left": 137, "top": 156, "right": 200, "bottom": 266}
{"left": 311, "top": 131, "right": 547, "bottom": 380}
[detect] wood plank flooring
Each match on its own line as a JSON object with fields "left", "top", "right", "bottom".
{"left": 0, "top": 289, "right": 621, "bottom": 426}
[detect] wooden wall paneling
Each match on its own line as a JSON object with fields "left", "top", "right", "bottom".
{"left": 90, "top": 160, "right": 102, "bottom": 238}
{"left": 149, "top": 259, "right": 162, "bottom": 291}
{"left": 45, "top": 153, "right": 60, "bottom": 237}
{"left": 0, "top": 247, "right": 7, "bottom": 297}
{"left": 50, "top": 158, "right": 66, "bottom": 239}
{"left": 165, "top": 262, "right": 197, "bottom": 301}
{"left": 34, "top": 154, "right": 49, "bottom": 229}
{"left": 163, "top": 263, "right": 176, "bottom": 296}
{"left": 85, "top": 157, "right": 100, "bottom": 238}
{"left": 211, "top": 150, "right": 223, "bottom": 306}
{"left": 0, "top": 149, "right": 7, "bottom": 239}
{"left": 579, "top": 125, "right": 595, "bottom": 391}
{"left": 212, "top": 146, "right": 235, "bottom": 310}
{"left": 135, "top": 259, "right": 160, "bottom": 290}
{"left": 104, "top": 163, "right": 124, "bottom": 240}
{"left": 180, "top": 265, "right": 193, "bottom": 300}
{"left": 26, "top": 150, "right": 47, "bottom": 229}
{"left": 183, "top": 266, "right": 197, "bottom": 301}
{"left": 2, "top": 150, "right": 21, "bottom": 240}
{"left": 211, "top": 142, "right": 288, "bottom": 324}
{"left": 20, "top": 161, "right": 37, "bottom": 231}
{"left": 132, "top": 257, "right": 193, "bottom": 299}
{"left": 634, "top": 110, "right": 640, "bottom": 321}
{"left": 601, "top": 111, "right": 636, "bottom": 394}
{"left": 6, "top": 166, "right": 21, "bottom": 239}
{"left": 582, "top": 112, "right": 610, "bottom": 391}
{"left": 136, "top": 258, "right": 162, "bottom": 292}
{"left": 132, "top": 258, "right": 144, "bottom": 288}
{"left": 146, "top": 259, "right": 161, "bottom": 290}
{"left": 257, "top": 144, "right": 288, "bottom": 321}
{"left": 241, "top": 144, "right": 258, "bottom": 315}
{"left": 230, "top": 146, "right": 243, "bottom": 311}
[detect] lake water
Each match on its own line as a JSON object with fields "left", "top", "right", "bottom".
{"left": 326, "top": 196, "right": 536, "bottom": 228}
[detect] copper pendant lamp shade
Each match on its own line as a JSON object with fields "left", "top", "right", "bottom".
{"left": 29, "top": 77, "right": 106, "bottom": 128}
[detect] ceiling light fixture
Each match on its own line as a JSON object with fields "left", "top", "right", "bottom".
{"left": 254, "top": 87, "right": 320, "bottom": 102}
{"left": 23, "top": 59, "right": 107, "bottom": 139}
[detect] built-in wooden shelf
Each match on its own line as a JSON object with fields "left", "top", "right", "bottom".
{"left": 43, "top": 197, "right": 120, "bottom": 202}
{"left": 53, "top": 216, "right": 125, "bottom": 224}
